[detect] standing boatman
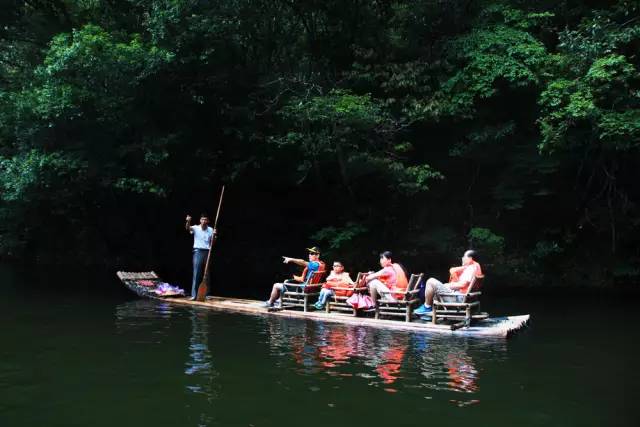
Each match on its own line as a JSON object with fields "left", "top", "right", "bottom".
{"left": 185, "top": 213, "right": 217, "bottom": 300}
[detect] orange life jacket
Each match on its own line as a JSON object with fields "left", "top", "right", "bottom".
{"left": 324, "top": 272, "right": 355, "bottom": 297}
{"left": 449, "top": 261, "right": 482, "bottom": 293}
{"left": 391, "top": 263, "right": 409, "bottom": 299}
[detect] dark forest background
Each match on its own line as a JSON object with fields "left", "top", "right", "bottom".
{"left": 1, "top": 0, "right": 639, "bottom": 293}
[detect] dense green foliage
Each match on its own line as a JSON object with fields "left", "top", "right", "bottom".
{"left": 1, "top": 0, "right": 638, "bottom": 288}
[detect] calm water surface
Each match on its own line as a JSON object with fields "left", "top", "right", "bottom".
{"left": 0, "top": 265, "right": 636, "bottom": 426}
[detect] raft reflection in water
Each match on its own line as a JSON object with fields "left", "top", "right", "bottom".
{"left": 114, "top": 300, "right": 504, "bottom": 408}
{"left": 266, "top": 317, "right": 506, "bottom": 395}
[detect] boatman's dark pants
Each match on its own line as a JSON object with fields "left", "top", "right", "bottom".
{"left": 192, "top": 248, "right": 209, "bottom": 298}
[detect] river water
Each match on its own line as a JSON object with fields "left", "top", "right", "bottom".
{"left": 0, "top": 264, "right": 636, "bottom": 426}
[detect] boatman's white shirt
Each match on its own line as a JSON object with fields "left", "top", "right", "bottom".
{"left": 190, "top": 225, "right": 214, "bottom": 249}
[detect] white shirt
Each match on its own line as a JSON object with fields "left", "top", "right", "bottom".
{"left": 190, "top": 225, "right": 214, "bottom": 249}
{"left": 459, "top": 264, "right": 478, "bottom": 285}
{"left": 326, "top": 271, "right": 354, "bottom": 285}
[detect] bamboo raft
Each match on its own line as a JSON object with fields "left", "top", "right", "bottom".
{"left": 117, "top": 271, "right": 530, "bottom": 338}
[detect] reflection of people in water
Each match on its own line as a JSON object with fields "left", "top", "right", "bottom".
{"left": 185, "top": 311, "right": 213, "bottom": 378}
{"left": 271, "top": 319, "right": 410, "bottom": 388}
{"left": 265, "top": 316, "right": 494, "bottom": 397}
{"left": 267, "top": 317, "right": 411, "bottom": 388}
{"left": 267, "top": 318, "right": 324, "bottom": 373}
{"left": 412, "top": 335, "right": 480, "bottom": 395}
{"left": 372, "top": 334, "right": 408, "bottom": 389}
{"left": 376, "top": 346, "right": 406, "bottom": 385}
{"left": 266, "top": 318, "right": 370, "bottom": 373}
{"left": 446, "top": 352, "right": 478, "bottom": 393}
{"left": 114, "top": 301, "right": 219, "bottom": 425}
{"left": 184, "top": 310, "right": 218, "bottom": 425}
{"left": 318, "top": 328, "right": 354, "bottom": 368}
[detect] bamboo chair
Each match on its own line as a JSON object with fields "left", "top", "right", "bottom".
{"left": 325, "top": 272, "right": 366, "bottom": 316}
{"left": 281, "top": 270, "right": 326, "bottom": 312}
{"left": 432, "top": 274, "right": 489, "bottom": 328}
{"left": 375, "top": 273, "right": 424, "bottom": 322}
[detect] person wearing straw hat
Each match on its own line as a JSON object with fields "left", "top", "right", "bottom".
{"left": 185, "top": 213, "right": 218, "bottom": 300}
{"left": 264, "top": 247, "right": 324, "bottom": 308}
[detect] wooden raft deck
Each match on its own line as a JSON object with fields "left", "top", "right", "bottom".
{"left": 117, "top": 271, "right": 530, "bottom": 338}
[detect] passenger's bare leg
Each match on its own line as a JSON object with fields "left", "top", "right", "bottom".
{"left": 368, "top": 281, "right": 379, "bottom": 305}
{"left": 268, "top": 283, "right": 281, "bottom": 304}
{"left": 424, "top": 278, "right": 438, "bottom": 306}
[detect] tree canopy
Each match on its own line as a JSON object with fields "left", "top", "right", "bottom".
{"left": 1, "top": 0, "right": 638, "bottom": 289}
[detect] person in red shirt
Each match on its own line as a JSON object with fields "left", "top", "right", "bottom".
{"left": 414, "top": 250, "right": 482, "bottom": 316}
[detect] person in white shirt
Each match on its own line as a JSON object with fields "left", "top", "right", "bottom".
{"left": 185, "top": 213, "right": 217, "bottom": 300}
{"left": 414, "top": 250, "right": 482, "bottom": 316}
{"left": 314, "top": 261, "right": 354, "bottom": 310}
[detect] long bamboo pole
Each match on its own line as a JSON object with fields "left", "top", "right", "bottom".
{"left": 196, "top": 185, "right": 225, "bottom": 301}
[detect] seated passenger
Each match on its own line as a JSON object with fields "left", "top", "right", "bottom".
{"left": 364, "top": 251, "right": 409, "bottom": 305}
{"left": 414, "top": 250, "right": 482, "bottom": 316}
{"left": 314, "top": 261, "right": 354, "bottom": 310}
{"left": 264, "top": 246, "right": 325, "bottom": 308}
